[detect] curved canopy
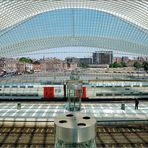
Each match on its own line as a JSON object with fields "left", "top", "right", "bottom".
{"left": 0, "top": 0, "right": 148, "bottom": 56}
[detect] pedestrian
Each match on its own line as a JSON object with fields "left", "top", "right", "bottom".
{"left": 135, "top": 99, "right": 139, "bottom": 110}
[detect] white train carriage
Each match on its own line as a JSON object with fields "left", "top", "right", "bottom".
{"left": 0, "top": 81, "right": 147, "bottom": 100}
{"left": 84, "top": 81, "right": 148, "bottom": 99}
{"left": 0, "top": 84, "right": 41, "bottom": 99}
{"left": 0, "top": 83, "right": 65, "bottom": 100}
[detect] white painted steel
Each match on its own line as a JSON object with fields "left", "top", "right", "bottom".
{"left": 0, "top": 0, "right": 148, "bottom": 56}
{"left": 0, "top": 0, "right": 148, "bottom": 31}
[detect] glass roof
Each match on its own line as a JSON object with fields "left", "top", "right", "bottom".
{"left": 0, "top": 1, "right": 148, "bottom": 56}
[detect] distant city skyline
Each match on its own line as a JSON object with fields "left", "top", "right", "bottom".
{"left": 14, "top": 47, "right": 145, "bottom": 60}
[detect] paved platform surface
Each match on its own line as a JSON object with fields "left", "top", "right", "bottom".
{"left": 0, "top": 102, "right": 148, "bottom": 123}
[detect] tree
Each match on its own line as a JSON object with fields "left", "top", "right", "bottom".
{"left": 79, "top": 63, "right": 89, "bottom": 68}
{"left": 133, "top": 61, "right": 143, "bottom": 69}
{"left": 143, "top": 62, "right": 148, "bottom": 71}
{"left": 120, "top": 61, "right": 127, "bottom": 67}
{"left": 109, "top": 62, "right": 122, "bottom": 68}
{"left": 19, "top": 57, "right": 33, "bottom": 63}
{"left": 109, "top": 63, "right": 114, "bottom": 68}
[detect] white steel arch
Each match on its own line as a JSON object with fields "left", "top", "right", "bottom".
{"left": 1, "top": 37, "right": 147, "bottom": 57}
{"left": 0, "top": 0, "right": 148, "bottom": 56}
{"left": 0, "top": 0, "right": 148, "bottom": 31}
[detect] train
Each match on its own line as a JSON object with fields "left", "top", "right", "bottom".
{"left": 0, "top": 81, "right": 148, "bottom": 100}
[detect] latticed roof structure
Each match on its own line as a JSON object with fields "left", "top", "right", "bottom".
{"left": 0, "top": 0, "right": 148, "bottom": 56}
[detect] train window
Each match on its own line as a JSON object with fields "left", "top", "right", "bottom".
{"left": 12, "top": 94, "right": 17, "bottom": 96}
{"left": 96, "top": 93, "right": 103, "bottom": 96}
{"left": 4, "top": 86, "right": 9, "bottom": 88}
{"left": 114, "top": 86, "right": 120, "bottom": 87}
{"left": 114, "top": 94, "right": 120, "bottom": 96}
{"left": 118, "top": 86, "right": 122, "bottom": 87}
{"left": 125, "top": 88, "right": 130, "bottom": 90}
{"left": 143, "top": 85, "right": 148, "bottom": 87}
{"left": 20, "top": 86, "right": 25, "bottom": 88}
{"left": 28, "top": 86, "right": 33, "bottom": 88}
{"left": 125, "top": 85, "right": 130, "bottom": 87}
{"left": 106, "top": 94, "right": 112, "bottom": 96}
{"left": 0, "top": 86, "right": 2, "bottom": 88}
{"left": 133, "top": 85, "right": 139, "bottom": 87}
{"left": 133, "top": 92, "right": 139, "bottom": 95}
{"left": 141, "top": 93, "right": 148, "bottom": 95}
{"left": 27, "top": 94, "right": 32, "bottom": 96}
{"left": 55, "top": 89, "right": 61, "bottom": 93}
{"left": 106, "top": 86, "right": 112, "bottom": 87}
{"left": 124, "top": 94, "right": 130, "bottom": 96}
{"left": 4, "top": 93, "right": 10, "bottom": 96}
{"left": 27, "top": 94, "right": 34, "bottom": 96}
{"left": 12, "top": 86, "right": 17, "bottom": 88}
{"left": 20, "top": 94, "right": 26, "bottom": 96}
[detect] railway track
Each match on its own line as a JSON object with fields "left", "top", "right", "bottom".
{"left": 0, "top": 126, "right": 148, "bottom": 147}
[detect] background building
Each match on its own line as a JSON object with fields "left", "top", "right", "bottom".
{"left": 78, "top": 58, "right": 92, "bottom": 66}
{"left": 65, "top": 57, "right": 79, "bottom": 64}
{"left": 113, "top": 57, "right": 122, "bottom": 63}
{"left": 121, "top": 56, "right": 129, "bottom": 63}
{"left": 0, "top": 58, "right": 5, "bottom": 74}
{"left": 33, "top": 61, "right": 41, "bottom": 73}
{"left": 93, "top": 51, "right": 113, "bottom": 65}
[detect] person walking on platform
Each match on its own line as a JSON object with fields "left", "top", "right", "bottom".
{"left": 135, "top": 99, "right": 139, "bottom": 110}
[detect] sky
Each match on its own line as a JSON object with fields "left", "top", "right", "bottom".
{"left": 1, "top": 8, "right": 148, "bottom": 58}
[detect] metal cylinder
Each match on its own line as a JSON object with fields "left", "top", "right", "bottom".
{"left": 54, "top": 113, "right": 96, "bottom": 144}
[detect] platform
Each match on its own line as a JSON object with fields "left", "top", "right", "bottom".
{"left": 0, "top": 102, "right": 148, "bottom": 125}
